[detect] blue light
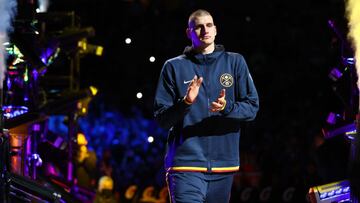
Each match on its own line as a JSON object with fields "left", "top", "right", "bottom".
{"left": 344, "top": 57, "right": 355, "bottom": 65}
{"left": 327, "top": 190, "right": 335, "bottom": 197}
{"left": 2, "top": 105, "right": 29, "bottom": 119}
{"left": 343, "top": 187, "right": 350, "bottom": 193}
{"left": 335, "top": 188, "right": 342, "bottom": 195}
{"left": 320, "top": 193, "right": 327, "bottom": 199}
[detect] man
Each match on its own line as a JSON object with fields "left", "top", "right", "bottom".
{"left": 74, "top": 132, "right": 97, "bottom": 190}
{"left": 93, "top": 176, "right": 117, "bottom": 203}
{"left": 154, "top": 9, "right": 259, "bottom": 203}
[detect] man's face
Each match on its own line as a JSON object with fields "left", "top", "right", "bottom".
{"left": 187, "top": 15, "right": 217, "bottom": 48}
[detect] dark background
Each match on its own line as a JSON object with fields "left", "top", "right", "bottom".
{"left": 45, "top": 0, "right": 351, "bottom": 119}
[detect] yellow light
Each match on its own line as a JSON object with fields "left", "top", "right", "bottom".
{"left": 77, "top": 133, "right": 88, "bottom": 145}
{"left": 95, "top": 46, "right": 103, "bottom": 56}
{"left": 78, "top": 40, "right": 103, "bottom": 56}
{"left": 78, "top": 39, "right": 87, "bottom": 50}
{"left": 345, "top": 0, "right": 360, "bottom": 89}
{"left": 89, "top": 86, "right": 98, "bottom": 96}
{"left": 24, "top": 68, "right": 28, "bottom": 82}
{"left": 81, "top": 107, "right": 87, "bottom": 114}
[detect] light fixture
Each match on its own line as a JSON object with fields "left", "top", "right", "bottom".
{"left": 328, "top": 67, "right": 343, "bottom": 81}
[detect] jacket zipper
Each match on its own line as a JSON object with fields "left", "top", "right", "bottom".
{"left": 204, "top": 54, "right": 212, "bottom": 172}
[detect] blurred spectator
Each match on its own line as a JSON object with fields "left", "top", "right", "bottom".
{"left": 98, "top": 148, "right": 121, "bottom": 201}
{"left": 139, "top": 186, "right": 157, "bottom": 203}
{"left": 75, "top": 132, "right": 98, "bottom": 190}
{"left": 123, "top": 184, "right": 140, "bottom": 203}
{"left": 93, "top": 176, "right": 117, "bottom": 203}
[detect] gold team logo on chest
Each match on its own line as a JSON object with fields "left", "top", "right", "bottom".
{"left": 220, "top": 73, "right": 233, "bottom": 87}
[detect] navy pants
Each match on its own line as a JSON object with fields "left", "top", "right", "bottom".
{"left": 166, "top": 171, "right": 234, "bottom": 203}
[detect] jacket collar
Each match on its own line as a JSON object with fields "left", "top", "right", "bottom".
{"left": 183, "top": 44, "right": 225, "bottom": 65}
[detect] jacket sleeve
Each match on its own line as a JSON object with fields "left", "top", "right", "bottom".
{"left": 153, "top": 61, "right": 191, "bottom": 130}
{"left": 221, "top": 55, "right": 259, "bottom": 121}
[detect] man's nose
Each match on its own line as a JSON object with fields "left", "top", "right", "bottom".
{"left": 201, "top": 27, "right": 208, "bottom": 34}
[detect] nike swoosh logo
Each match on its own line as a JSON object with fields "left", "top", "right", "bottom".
{"left": 183, "top": 80, "right": 192, "bottom": 84}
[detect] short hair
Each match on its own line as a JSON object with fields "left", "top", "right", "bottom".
{"left": 98, "top": 176, "right": 114, "bottom": 192}
{"left": 188, "top": 9, "right": 212, "bottom": 27}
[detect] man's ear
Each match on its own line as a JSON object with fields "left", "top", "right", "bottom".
{"left": 214, "top": 25, "right": 217, "bottom": 36}
{"left": 186, "top": 28, "right": 191, "bottom": 39}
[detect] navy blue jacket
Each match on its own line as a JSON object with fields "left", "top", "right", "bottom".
{"left": 154, "top": 45, "right": 259, "bottom": 173}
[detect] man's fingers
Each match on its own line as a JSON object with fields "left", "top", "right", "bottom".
{"left": 219, "top": 89, "right": 226, "bottom": 98}
{"left": 197, "top": 77, "right": 203, "bottom": 86}
{"left": 211, "top": 102, "right": 222, "bottom": 108}
{"left": 190, "top": 76, "right": 203, "bottom": 87}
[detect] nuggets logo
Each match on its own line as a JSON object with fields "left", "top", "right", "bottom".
{"left": 220, "top": 73, "right": 233, "bottom": 87}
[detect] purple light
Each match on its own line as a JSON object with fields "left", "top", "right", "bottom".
{"left": 6, "top": 77, "right": 11, "bottom": 89}
{"left": 40, "top": 47, "right": 53, "bottom": 65}
{"left": 328, "top": 67, "right": 343, "bottom": 81}
{"left": 39, "top": 42, "right": 60, "bottom": 66}
{"left": 328, "top": 20, "right": 335, "bottom": 28}
{"left": 32, "top": 69, "right": 39, "bottom": 81}
{"left": 323, "top": 123, "right": 355, "bottom": 139}
{"left": 326, "top": 112, "right": 336, "bottom": 124}
{"left": 67, "top": 162, "right": 73, "bottom": 182}
{"left": 32, "top": 124, "right": 41, "bottom": 132}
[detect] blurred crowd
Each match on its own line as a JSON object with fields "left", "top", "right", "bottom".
{"left": 44, "top": 94, "right": 352, "bottom": 203}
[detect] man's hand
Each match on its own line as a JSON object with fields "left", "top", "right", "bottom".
{"left": 184, "top": 75, "right": 203, "bottom": 104}
{"left": 210, "top": 89, "right": 226, "bottom": 112}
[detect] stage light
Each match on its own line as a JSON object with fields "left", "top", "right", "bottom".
{"left": 328, "top": 67, "right": 343, "bottom": 81}
{"left": 9, "top": 33, "right": 59, "bottom": 73}
{"left": 28, "top": 153, "right": 43, "bottom": 167}
{"left": 73, "top": 86, "right": 99, "bottom": 116}
{"left": 40, "top": 45, "right": 61, "bottom": 66}
{"left": 6, "top": 43, "right": 24, "bottom": 63}
{"left": 309, "top": 180, "right": 351, "bottom": 202}
{"left": 147, "top": 136, "right": 154, "bottom": 143}
{"left": 77, "top": 133, "right": 88, "bottom": 146}
{"left": 36, "top": 0, "right": 50, "bottom": 13}
{"left": 125, "top": 38, "right": 132, "bottom": 44}
{"left": 2, "top": 105, "right": 29, "bottom": 119}
{"left": 78, "top": 39, "right": 103, "bottom": 56}
{"left": 345, "top": 130, "right": 356, "bottom": 140}
{"left": 149, "top": 56, "right": 155, "bottom": 62}
{"left": 77, "top": 98, "right": 91, "bottom": 116}
{"left": 136, "top": 92, "right": 143, "bottom": 99}
{"left": 342, "top": 57, "right": 355, "bottom": 65}
{"left": 89, "top": 86, "right": 98, "bottom": 96}
{"left": 322, "top": 123, "right": 355, "bottom": 139}
{"left": 326, "top": 112, "right": 341, "bottom": 124}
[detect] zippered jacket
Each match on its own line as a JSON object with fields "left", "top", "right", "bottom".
{"left": 154, "top": 45, "right": 259, "bottom": 173}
